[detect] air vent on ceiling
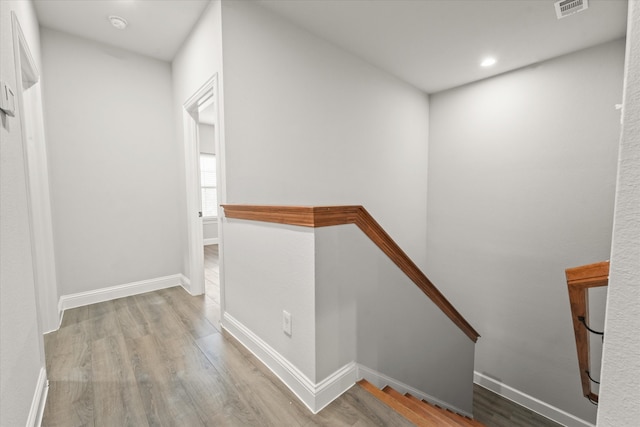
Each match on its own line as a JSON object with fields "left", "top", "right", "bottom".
{"left": 555, "top": 0, "right": 589, "bottom": 19}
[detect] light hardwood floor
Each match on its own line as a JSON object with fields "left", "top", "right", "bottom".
{"left": 42, "top": 245, "right": 562, "bottom": 426}
{"left": 204, "top": 244, "right": 221, "bottom": 329}
{"left": 472, "top": 385, "right": 562, "bottom": 427}
{"left": 43, "top": 285, "right": 414, "bottom": 426}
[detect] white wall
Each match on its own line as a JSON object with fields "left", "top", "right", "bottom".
{"left": 224, "top": 220, "right": 317, "bottom": 379}
{"left": 315, "top": 225, "right": 475, "bottom": 413}
{"left": 0, "top": 1, "right": 47, "bottom": 425}
{"left": 598, "top": 2, "right": 640, "bottom": 426}
{"left": 220, "top": 0, "right": 456, "bottom": 410}
{"left": 203, "top": 220, "right": 218, "bottom": 242}
{"left": 172, "top": 0, "right": 223, "bottom": 280}
{"left": 428, "top": 39, "right": 625, "bottom": 424}
{"left": 199, "top": 123, "right": 215, "bottom": 154}
{"left": 41, "top": 28, "right": 182, "bottom": 296}
{"left": 221, "top": 0, "right": 430, "bottom": 266}
{"left": 223, "top": 220, "right": 475, "bottom": 414}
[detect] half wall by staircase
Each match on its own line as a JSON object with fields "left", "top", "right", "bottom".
{"left": 221, "top": 205, "right": 479, "bottom": 414}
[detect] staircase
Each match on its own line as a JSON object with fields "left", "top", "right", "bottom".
{"left": 358, "top": 379, "right": 485, "bottom": 426}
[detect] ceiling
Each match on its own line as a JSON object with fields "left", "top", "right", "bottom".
{"left": 33, "top": 0, "right": 210, "bottom": 61}
{"left": 259, "top": 0, "right": 628, "bottom": 93}
{"left": 33, "top": 0, "right": 628, "bottom": 92}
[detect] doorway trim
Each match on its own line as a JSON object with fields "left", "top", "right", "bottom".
{"left": 11, "top": 11, "right": 60, "bottom": 335}
{"left": 10, "top": 11, "right": 53, "bottom": 426}
{"left": 182, "top": 74, "right": 224, "bottom": 301}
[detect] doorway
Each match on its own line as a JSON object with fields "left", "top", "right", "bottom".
{"left": 182, "top": 75, "right": 224, "bottom": 324}
{"left": 197, "top": 101, "right": 221, "bottom": 324}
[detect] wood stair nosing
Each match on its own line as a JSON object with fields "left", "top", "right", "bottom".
{"left": 422, "top": 397, "right": 486, "bottom": 427}
{"left": 463, "top": 416, "right": 485, "bottom": 427}
{"left": 409, "top": 395, "right": 485, "bottom": 427}
{"left": 358, "top": 379, "right": 485, "bottom": 427}
{"left": 382, "top": 386, "right": 450, "bottom": 425}
{"left": 357, "top": 380, "right": 432, "bottom": 427}
{"left": 403, "top": 393, "right": 472, "bottom": 427}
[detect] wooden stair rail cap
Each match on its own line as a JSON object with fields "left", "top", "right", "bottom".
{"left": 222, "top": 204, "right": 480, "bottom": 342}
{"left": 565, "top": 261, "right": 609, "bottom": 289}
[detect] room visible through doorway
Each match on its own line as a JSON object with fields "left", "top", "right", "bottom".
{"left": 203, "top": 244, "right": 220, "bottom": 327}
{"left": 182, "top": 74, "right": 224, "bottom": 314}
{"left": 197, "top": 98, "right": 220, "bottom": 326}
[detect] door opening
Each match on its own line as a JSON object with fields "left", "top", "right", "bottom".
{"left": 197, "top": 100, "right": 221, "bottom": 326}
{"left": 182, "top": 75, "right": 224, "bottom": 324}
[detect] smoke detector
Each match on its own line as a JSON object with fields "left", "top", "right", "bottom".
{"left": 555, "top": 0, "right": 589, "bottom": 19}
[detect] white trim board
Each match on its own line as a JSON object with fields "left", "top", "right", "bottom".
{"left": 474, "top": 371, "right": 595, "bottom": 427}
{"left": 183, "top": 75, "right": 219, "bottom": 297}
{"left": 180, "top": 274, "right": 193, "bottom": 295}
{"left": 357, "top": 365, "right": 473, "bottom": 418}
{"left": 222, "top": 313, "right": 357, "bottom": 413}
{"left": 12, "top": 11, "right": 60, "bottom": 335}
{"left": 203, "top": 238, "right": 219, "bottom": 245}
{"left": 221, "top": 313, "right": 472, "bottom": 417}
{"left": 26, "top": 367, "right": 48, "bottom": 427}
{"left": 58, "top": 274, "right": 183, "bottom": 312}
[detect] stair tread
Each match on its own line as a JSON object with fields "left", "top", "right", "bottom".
{"left": 384, "top": 387, "right": 460, "bottom": 425}
{"left": 405, "top": 393, "right": 473, "bottom": 426}
{"left": 359, "top": 379, "right": 485, "bottom": 426}
{"left": 411, "top": 396, "right": 485, "bottom": 427}
{"left": 358, "top": 380, "right": 432, "bottom": 426}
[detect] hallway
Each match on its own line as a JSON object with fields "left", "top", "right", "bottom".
{"left": 40, "top": 282, "right": 561, "bottom": 426}
{"left": 41, "top": 287, "right": 415, "bottom": 426}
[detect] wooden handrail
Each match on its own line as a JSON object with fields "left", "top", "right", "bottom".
{"left": 222, "top": 205, "right": 480, "bottom": 342}
{"left": 565, "top": 261, "right": 609, "bottom": 403}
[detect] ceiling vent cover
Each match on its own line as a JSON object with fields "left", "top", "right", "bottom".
{"left": 555, "top": 0, "right": 589, "bottom": 19}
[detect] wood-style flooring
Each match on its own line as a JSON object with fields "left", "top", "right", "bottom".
{"left": 42, "top": 245, "right": 562, "bottom": 427}
{"left": 204, "top": 244, "right": 221, "bottom": 327}
{"left": 472, "top": 385, "right": 561, "bottom": 427}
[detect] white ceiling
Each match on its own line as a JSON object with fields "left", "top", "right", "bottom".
{"left": 33, "top": 0, "right": 628, "bottom": 92}
{"left": 33, "top": 0, "right": 211, "bottom": 61}
{"left": 259, "top": 0, "right": 628, "bottom": 93}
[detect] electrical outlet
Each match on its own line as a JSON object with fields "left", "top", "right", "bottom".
{"left": 283, "top": 310, "right": 292, "bottom": 336}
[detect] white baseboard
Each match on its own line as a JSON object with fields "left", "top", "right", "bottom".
{"left": 180, "top": 274, "right": 192, "bottom": 294}
{"left": 203, "top": 238, "right": 219, "bottom": 245}
{"left": 222, "top": 313, "right": 357, "bottom": 414}
{"left": 26, "top": 367, "right": 48, "bottom": 427}
{"left": 221, "top": 313, "right": 478, "bottom": 417}
{"left": 58, "top": 274, "right": 183, "bottom": 312}
{"left": 55, "top": 308, "right": 63, "bottom": 332}
{"left": 315, "top": 362, "right": 359, "bottom": 412}
{"left": 358, "top": 365, "right": 473, "bottom": 418}
{"left": 41, "top": 308, "right": 61, "bottom": 335}
{"left": 474, "top": 371, "right": 595, "bottom": 427}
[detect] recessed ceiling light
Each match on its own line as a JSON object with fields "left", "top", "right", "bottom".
{"left": 481, "top": 57, "right": 497, "bottom": 67}
{"left": 108, "top": 15, "right": 128, "bottom": 30}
